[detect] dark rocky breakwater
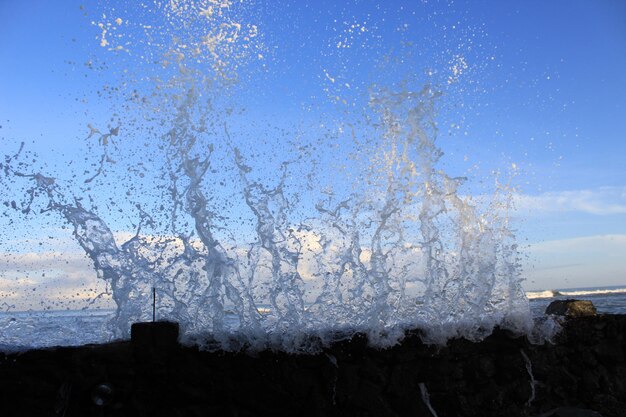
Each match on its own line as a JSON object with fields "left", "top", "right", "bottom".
{"left": 1, "top": 311, "right": 625, "bottom": 417}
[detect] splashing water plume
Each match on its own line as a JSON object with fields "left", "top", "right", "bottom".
{"left": 1, "top": 1, "right": 531, "bottom": 351}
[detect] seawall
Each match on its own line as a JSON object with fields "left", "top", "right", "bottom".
{"left": 1, "top": 315, "right": 625, "bottom": 417}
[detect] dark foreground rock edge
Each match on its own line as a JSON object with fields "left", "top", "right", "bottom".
{"left": 1, "top": 315, "right": 624, "bottom": 417}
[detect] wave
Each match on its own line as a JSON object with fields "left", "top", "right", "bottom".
{"left": 527, "top": 287, "right": 626, "bottom": 299}
{"left": 526, "top": 290, "right": 563, "bottom": 299}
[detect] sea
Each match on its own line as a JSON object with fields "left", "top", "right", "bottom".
{"left": 526, "top": 285, "right": 626, "bottom": 316}
{"left": 1, "top": 285, "right": 625, "bottom": 351}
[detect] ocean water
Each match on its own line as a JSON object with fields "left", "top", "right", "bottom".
{"left": 1, "top": 285, "right": 623, "bottom": 351}
{"left": 0, "top": 309, "right": 115, "bottom": 351}
{"left": 527, "top": 285, "right": 626, "bottom": 316}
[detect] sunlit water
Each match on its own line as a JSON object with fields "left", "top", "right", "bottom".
{"left": 1, "top": 1, "right": 535, "bottom": 351}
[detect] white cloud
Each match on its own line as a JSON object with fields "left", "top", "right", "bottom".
{"left": 523, "top": 234, "right": 626, "bottom": 290}
{"left": 528, "top": 234, "right": 626, "bottom": 253}
{"left": 514, "top": 186, "right": 626, "bottom": 216}
{"left": 0, "top": 250, "right": 107, "bottom": 311}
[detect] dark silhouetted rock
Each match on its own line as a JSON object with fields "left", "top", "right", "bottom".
{"left": 131, "top": 321, "right": 179, "bottom": 351}
{"left": 545, "top": 299, "right": 597, "bottom": 317}
{"left": 1, "top": 315, "right": 626, "bottom": 417}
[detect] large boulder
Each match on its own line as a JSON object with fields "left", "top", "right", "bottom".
{"left": 545, "top": 299, "right": 597, "bottom": 317}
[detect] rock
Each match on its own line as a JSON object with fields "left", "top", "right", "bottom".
{"left": 131, "top": 321, "right": 180, "bottom": 369}
{"left": 131, "top": 321, "right": 179, "bottom": 351}
{"left": 2, "top": 316, "right": 626, "bottom": 417}
{"left": 545, "top": 300, "right": 597, "bottom": 317}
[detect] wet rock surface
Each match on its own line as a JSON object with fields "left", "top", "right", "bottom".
{"left": 1, "top": 315, "right": 625, "bottom": 417}
{"left": 546, "top": 300, "right": 598, "bottom": 317}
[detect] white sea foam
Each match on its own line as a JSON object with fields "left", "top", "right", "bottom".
{"left": 560, "top": 287, "right": 626, "bottom": 297}
{"left": 526, "top": 290, "right": 562, "bottom": 300}
{"left": 527, "top": 287, "right": 626, "bottom": 299}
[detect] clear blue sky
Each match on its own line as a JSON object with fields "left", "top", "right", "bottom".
{"left": 1, "top": 0, "right": 625, "bottom": 311}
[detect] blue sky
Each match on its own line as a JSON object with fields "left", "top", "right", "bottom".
{"left": 1, "top": 0, "right": 626, "bottom": 310}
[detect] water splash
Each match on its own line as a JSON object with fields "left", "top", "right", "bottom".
{"left": 1, "top": 1, "right": 531, "bottom": 351}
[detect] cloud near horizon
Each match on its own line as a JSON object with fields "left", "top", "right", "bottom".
{"left": 2, "top": 188, "right": 625, "bottom": 310}
{"left": 524, "top": 234, "right": 626, "bottom": 290}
